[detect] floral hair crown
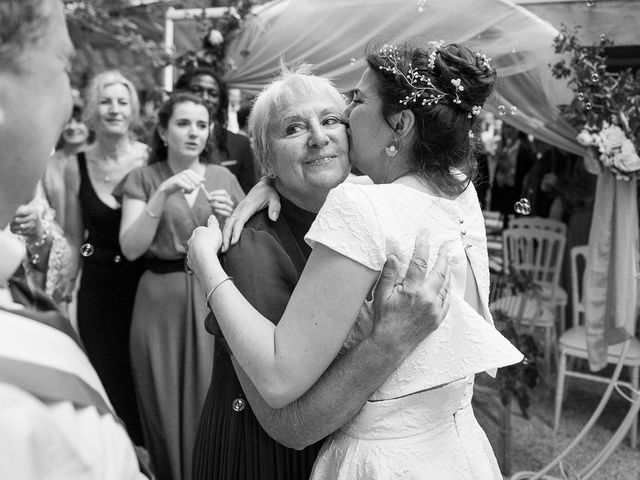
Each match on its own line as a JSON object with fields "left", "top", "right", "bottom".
{"left": 377, "top": 42, "right": 487, "bottom": 119}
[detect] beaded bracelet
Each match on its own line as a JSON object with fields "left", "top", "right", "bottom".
{"left": 205, "top": 276, "right": 234, "bottom": 307}
{"left": 26, "top": 226, "right": 49, "bottom": 249}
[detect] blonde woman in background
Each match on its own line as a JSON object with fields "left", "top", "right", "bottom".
{"left": 64, "top": 70, "right": 148, "bottom": 445}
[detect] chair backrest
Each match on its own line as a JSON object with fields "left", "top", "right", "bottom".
{"left": 570, "top": 245, "right": 588, "bottom": 327}
{"left": 509, "top": 216, "right": 567, "bottom": 236}
{"left": 502, "top": 228, "right": 566, "bottom": 292}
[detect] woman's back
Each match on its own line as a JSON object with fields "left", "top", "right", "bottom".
{"left": 305, "top": 181, "right": 521, "bottom": 479}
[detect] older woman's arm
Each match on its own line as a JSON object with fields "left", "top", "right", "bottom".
{"left": 233, "top": 241, "right": 450, "bottom": 448}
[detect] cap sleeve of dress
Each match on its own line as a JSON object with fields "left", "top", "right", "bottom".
{"left": 305, "top": 183, "right": 385, "bottom": 271}
{"left": 112, "top": 165, "right": 150, "bottom": 203}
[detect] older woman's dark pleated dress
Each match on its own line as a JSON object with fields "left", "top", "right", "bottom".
{"left": 192, "top": 195, "right": 324, "bottom": 480}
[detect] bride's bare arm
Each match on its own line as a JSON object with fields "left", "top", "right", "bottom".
{"left": 221, "top": 177, "right": 281, "bottom": 252}
{"left": 189, "top": 217, "right": 378, "bottom": 409}
{"left": 233, "top": 241, "right": 451, "bottom": 448}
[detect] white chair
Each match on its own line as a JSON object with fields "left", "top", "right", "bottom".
{"left": 501, "top": 228, "right": 566, "bottom": 373}
{"left": 509, "top": 216, "right": 567, "bottom": 236}
{"left": 509, "top": 217, "right": 568, "bottom": 331}
{"left": 553, "top": 245, "right": 640, "bottom": 448}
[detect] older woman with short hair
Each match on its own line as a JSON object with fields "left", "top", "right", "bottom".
{"left": 191, "top": 65, "right": 450, "bottom": 480}
{"left": 189, "top": 40, "right": 523, "bottom": 479}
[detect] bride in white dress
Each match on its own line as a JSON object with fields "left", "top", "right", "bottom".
{"left": 188, "top": 39, "right": 522, "bottom": 479}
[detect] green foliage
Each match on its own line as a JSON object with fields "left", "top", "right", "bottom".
{"left": 551, "top": 24, "right": 640, "bottom": 150}
{"left": 174, "top": 0, "right": 256, "bottom": 75}
{"left": 64, "top": 1, "right": 170, "bottom": 68}
{"left": 491, "top": 270, "right": 543, "bottom": 418}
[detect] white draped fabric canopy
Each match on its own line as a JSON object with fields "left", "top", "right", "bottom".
{"left": 217, "top": 0, "right": 585, "bottom": 155}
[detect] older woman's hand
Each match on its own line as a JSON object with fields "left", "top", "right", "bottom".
{"left": 370, "top": 231, "right": 451, "bottom": 360}
{"left": 221, "top": 177, "right": 281, "bottom": 252}
{"left": 187, "top": 214, "right": 224, "bottom": 280}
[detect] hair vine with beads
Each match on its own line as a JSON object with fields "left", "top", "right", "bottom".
{"left": 366, "top": 39, "right": 498, "bottom": 197}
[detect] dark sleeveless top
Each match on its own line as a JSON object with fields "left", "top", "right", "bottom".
{"left": 77, "top": 152, "right": 125, "bottom": 263}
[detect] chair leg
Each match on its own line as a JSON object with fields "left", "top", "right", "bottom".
{"left": 554, "top": 351, "right": 567, "bottom": 433}
{"left": 631, "top": 366, "right": 638, "bottom": 449}
{"left": 543, "top": 326, "right": 553, "bottom": 378}
{"left": 557, "top": 305, "right": 566, "bottom": 334}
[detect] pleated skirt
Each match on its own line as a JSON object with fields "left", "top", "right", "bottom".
{"left": 192, "top": 336, "right": 323, "bottom": 480}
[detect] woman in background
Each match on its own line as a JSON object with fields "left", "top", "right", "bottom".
{"left": 64, "top": 70, "right": 148, "bottom": 445}
{"left": 116, "top": 92, "right": 244, "bottom": 480}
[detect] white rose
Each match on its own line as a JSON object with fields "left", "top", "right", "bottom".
{"left": 207, "top": 29, "right": 224, "bottom": 46}
{"left": 613, "top": 139, "right": 640, "bottom": 173}
{"left": 599, "top": 124, "right": 626, "bottom": 154}
{"left": 576, "top": 129, "right": 595, "bottom": 146}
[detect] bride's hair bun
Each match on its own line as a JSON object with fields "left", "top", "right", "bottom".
{"left": 366, "top": 39, "right": 497, "bottom": 196}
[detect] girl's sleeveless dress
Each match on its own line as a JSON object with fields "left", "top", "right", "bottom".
{"left": 304, "top": 182, "right": 523, "bottom": 480}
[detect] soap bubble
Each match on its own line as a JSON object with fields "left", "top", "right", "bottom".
{"left": 514, "top": 198, "right": 531, "bottom": 215}
{"left": 498, "top": 105, "right": 507, "bottom": 116}
{"left": 510, "top": 106, "right": 518, "bottom": 116}
{"left": 80, "top": 243, "right": 94, "bottom": 257}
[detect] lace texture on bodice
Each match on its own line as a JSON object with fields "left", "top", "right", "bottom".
{"left": 306, "top": 182, "right": 522, "bottom": 400}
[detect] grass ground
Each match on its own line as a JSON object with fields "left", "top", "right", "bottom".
{"left": 473, "top": 370, "right": 640, "bottom": 480}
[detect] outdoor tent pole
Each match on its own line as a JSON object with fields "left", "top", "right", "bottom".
{"left": 162, "top": 7, "right": 229, "bottom": 93}
{"left": 509, "top": 339, "right": 633, "bottom": 480}
{"left": 163, "top": 7, "right": 175, "bottom": 92}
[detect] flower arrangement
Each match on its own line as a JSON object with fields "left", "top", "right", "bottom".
{"left": 551, "top": 25, "right": 640, "bottom": 180}
{"left": 174, "top": 0, "right": 256, "bottom": 75}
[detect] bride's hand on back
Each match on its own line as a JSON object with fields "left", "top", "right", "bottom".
{"left": 221, "top": 176, "right": 281, "bottom": 252}
{"left": 187, "top": 214, "right": 223, "bottom": 280}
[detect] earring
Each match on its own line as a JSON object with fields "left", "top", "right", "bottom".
{"left": 385, "top": 144, "right": 398, "bottom": 157}
{"left": 163, "top": 140, "right": 168, "bottom": 147}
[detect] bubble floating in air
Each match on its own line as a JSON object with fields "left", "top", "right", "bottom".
{"left": 80, "top": 243, "right": 94, "bottom": 257}
{"left": 498, "top": 105, "right": 507, "bottom": 116}
{"left": 417, "top": 0, "right": 427, "bottom": 13}
{"left": 591, "top": 73, "right": 600, "bottom": 83}
{"left": 510, "top": 106, "right": 518, "bottom": 116}
{"left": 514, "top": 198, "right": 531, "bottom": 215}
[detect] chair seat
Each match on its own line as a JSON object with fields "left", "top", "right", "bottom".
{"left": 559, "top": 326, "right": 640, "bottom": 364}
{"left": 490, "top": 294, "right": 556, "bottom": 326}
{"left": 538, "top": 282, "right": 568, "bottom": 306}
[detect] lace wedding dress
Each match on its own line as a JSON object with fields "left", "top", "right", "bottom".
{"left": 305, "top": 182, "right": 523, "bottom": 479}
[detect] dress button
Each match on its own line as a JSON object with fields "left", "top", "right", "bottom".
{"left": 114, "top": 255, "right": 122, "bottom": 263}
{"left": 461, "top": 230, "right": 467, "bottom": 236}
{"left": 232, "top": 398, "right": 245, "bottom": 412}
{"left": 459, "top": 218, "right": 464, "bottom": 224}
{"left": 465, "top": 243, "right": 473, "bottom": 249}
